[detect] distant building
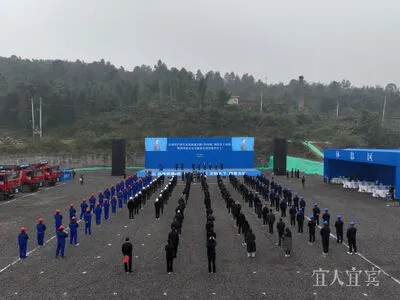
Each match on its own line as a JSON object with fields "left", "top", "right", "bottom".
{"left": 227, "top": 96, "right": 239, "bottom": 105}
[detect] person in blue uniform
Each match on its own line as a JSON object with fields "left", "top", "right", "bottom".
{"left": 54, "top": 209, "right": 63, "bottom": 230}
{"left": 89, "top": 194, "right": 96, "bottom": 212}
{"left": 118, "top": 191, "right": 123, "bottom": 209}
{"left": 111, "top": 196, "right": 117, "bottom": 214}
{"left": 69, "top": 204, "right": 76, "bottom": 220}
{"left": 103, "top": 199, "right": 110, "bottom": 220}
{"left": 36, "top": 218, "right": 46, "bottom": 246}
{"left": 98, "top": 192, "right": 104, "bottom": 207}
{"left": 80, "top": 199, "right": 88, "bottom": 219}
{"left": 95, "top": 203, "right": 102, "bottom": 225}
{"left": 84, "top": 208, "right": 92, "bottom": 235}
{"left": 104, "top": 188, "right": 111, "bottom": 200}
{"left": 69, "top": 216, "right": 79, "bottom": 246}
{"left": 18, "top": 227, "right": 29, "bottom": 259}
{"left": 111, "top": 185, "right": 116, "bottom": 198}
{"left": 56, "top": 226, "right": 68, "bottom": 258}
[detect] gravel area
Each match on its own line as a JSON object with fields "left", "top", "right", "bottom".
{"left": 0, "top": 172, "right": 399, "bottom": 299}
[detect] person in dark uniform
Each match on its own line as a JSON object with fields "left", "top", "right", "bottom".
{"left": 308, "top": 215, "right": 316, "bottom": 243}
{"left": 335, "top": 215, "right": 344, "bottom": 243}
{"left": 296, "top": 209, "right": 304, "bottom": 233}
{"left": 289, "top": 205, "right": 296, "bottom": 226}
{"left": 122, "top": 237, "right": 133, "bottom": 273}
{"left": 266, "top": 209, "right": 275, "bottom": 234}
{"left": 165, "top": 240, "right": 175, "bottom": 273}
{"left": 277, "top": 218, "right": 285, "bottom": 246}
{"left": 347, "top": 221, "right": 357, "bottom": 254}
{"left": 313, "top": 204, "right": 320, "bottom": 225}
{"left": 207, "top": 236, "right": 217, "bottom": 273}
{"left": 280, "top": 198, "right": 287, "bottom": 217}
{"left": 322, "top": 208, "right": 330, "bottom": 226}
{"left": 301, "top": 176, "right": 305, "bottom": 188}
{"left": 220, "top": 162, "right": 223, "bottom": 170}
{"left": 154, "top": 198, "right": 161, "bottom": 219}
{"left": 262, "top": 204, "right": 268, "bottom": 226}
{"left": 127, "top": 197, "right": 135, "bottom": 220}
{"left": 320, "top": 221, "right": 331, "bottom": 255}
{"left": 168, "top": 228, "right": 179, "bottom": 258}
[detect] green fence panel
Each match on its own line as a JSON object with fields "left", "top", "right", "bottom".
{"left": 303, "top": 141, "right": 324, "bottom": 158}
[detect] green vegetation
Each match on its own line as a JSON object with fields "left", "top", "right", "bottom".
{"left": 0, "top": 56, "right": 399, "bottom": 160}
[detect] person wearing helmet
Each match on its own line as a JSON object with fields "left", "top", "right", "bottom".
{"left": 111, "top": 196, "right": 117, "bottom": 214}
{"left": 335, "top": 215, "right": 344, "bottom": 243}
{"left": 36, "top": 218, "right": 46, "bottom": 246}
{"left": 322, "top": 209, "right": 331, "bottom": 226}
{"left": 84, "top": 208, "right": 92, "bottom": 235}
{"left": 80, "top": 199, "right": 88, "bottom": 219}
{"left": 18, "top": 227, "right": 29, "bottom": 259}
{"left": 312, "top": 204, "right": 320, "bottom": 225}
{"left": 308, "top": 216, "right": 316, "bottom": 243}
{"left": 54, "top": 209, "right": 63, "bottom": 231}
{"left": 56, "top": 225, "right": 68, "bottom": 258}
{"left": 69, "top": 216, "right": 79, "bottom": 246}
{"left": 103, "top": 198, "right": 110, "bottom": 220}
{"left": 127, "top": 197, "right": 135, "bottom": 220}
{"left": 154, "top": 198, "right": 161, "bottom": 219}
{"left": 320, "top": 221, "right": 331, "bottom": 256}
{"left": 347, "top": 222, "right": 357, "bottom": 254}
{"left": 207, "top": 236, "right": 217, "bottom": 273}
{"left": 296, "top": 209, "right": 305, "bottom": 233}
{"left": 69, "top": 204, "right": 76, "bottom": 220}
{"left": 95, "top": 203, "right": 102, "bottom": 225}
{"left": 98, "top": 192, "right": 104, "bottom": 207}
{"left": 117, "top": 190, "right": 124, "bottom": 209}
{"left": 89, "top": 194, "right": 96, "bottom": 213}
{"left": 122, "top": 237, "right": 133, "bottom": 273}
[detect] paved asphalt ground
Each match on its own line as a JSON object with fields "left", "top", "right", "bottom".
{"left": 0, "top": 171, "right": 399, "bottom": 299}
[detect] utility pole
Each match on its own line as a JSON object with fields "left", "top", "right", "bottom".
{"left": 31, "top": 97, "right": 35, "bottom": 137}
{"left": 336, "top": 100, "right": 339, "bottom": 119}
{"left": 39, "top": 97, "right": 43, "bottom": 138}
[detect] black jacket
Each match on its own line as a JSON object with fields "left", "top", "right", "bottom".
{"left": 165, "top": 243, "right": 175, "bottom": 259}
{"left": 347, "top": 227, "right": 357, "bottom": 240}
{"left": 122, "top": 241, "right": 133, "bottom": 256}
{"left": 168, "top": 231, "right": 179, "bottom": 245}
{"left": 207, "top": 239, "right": 217, "bottom": 257}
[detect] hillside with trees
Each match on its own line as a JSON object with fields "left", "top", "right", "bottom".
{"left": 0, "top": 56, "right": 399, "bottom": 161}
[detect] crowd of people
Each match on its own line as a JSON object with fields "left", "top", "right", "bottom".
{"left": 18, "top": 174, "right": 161, "bottom": 260}
{"left": 226, "top": 173, "right": 358, "bottom": 257}
{"left": 203, "top": 176, "right": 217, "bottom": 273}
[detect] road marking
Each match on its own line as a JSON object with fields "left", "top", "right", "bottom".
{"left": 0, "top": 183, "right": 67, "bottom": 206}
{"left": 82, "top": 271, "right": 87, "bottom": 274}
{"left": 108, "top": 244, "right": 112, "bottom": 246}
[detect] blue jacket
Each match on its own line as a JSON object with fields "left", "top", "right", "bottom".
{"left": 69, "top": 207, "right": 76, "bottom": 219}
{"left": 81, "top": 202, "right": 88, "bottom": 211}
{"left": 89, "top": 196, "right": 96, "bottom": 205}
{"left": 54, "top": 214, "right": 63, "bottom": 226}
{"left": 95, "top": 206, "right": 102, "bottom": 217}
{"left": 36, "top": 223, "right": 46, "bottom": 234}
{"left": 69, "top": 222, "right": 79, "bottom": 233}
{"left": 111, "top": 198, "right": 117, "bottom": 207}
{"left": 57, "top": 230, "right": 68, "bottom": 244}
{"left": 18, "top": 232, "right": 29, "bottom": 245}
{"left": 104, "top": 189, "right": 111, "bottom": 199}
{"left": 111, "top": 186, "right": 116, "bottom": 197}
{"left": 103, "top": 201, "right": 110, "bottom": 211}
{"left": 84, "top": 212, "right": 92, "bottom": 224}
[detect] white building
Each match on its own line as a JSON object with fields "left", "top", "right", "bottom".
{"left": 227, "top": 96, "right": 239, "bottom": 105}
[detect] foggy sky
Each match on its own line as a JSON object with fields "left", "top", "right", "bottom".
{"left": 0, "top": 0, "right": 399, "bottom": 87}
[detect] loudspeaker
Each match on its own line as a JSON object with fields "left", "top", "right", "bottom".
{"left": 112, "top": 139, "right": 126, "bottom": 176}
{"left": 273, "top": 138, "right": 287, "bottom": 175}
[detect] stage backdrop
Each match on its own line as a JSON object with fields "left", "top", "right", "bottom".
{"left": 145, "top": 137, "right": 254, "bottom": 169}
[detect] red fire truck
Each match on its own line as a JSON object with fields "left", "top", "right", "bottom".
{"left": 0, "top": 168, "right": 20, "bottom": 200}
{"left": 32, "top": 161, "right": 61, "bottom": 186}
{"left": 16, "top": 164, "right": 44, "bottom": 192}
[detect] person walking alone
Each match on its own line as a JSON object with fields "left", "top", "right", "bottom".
{"left": 122, "top": 237, "right": 133, "bottom": 273}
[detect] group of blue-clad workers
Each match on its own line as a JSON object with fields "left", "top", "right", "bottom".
{"left": 18, "top": 173, "right": 152, "bottom": 259}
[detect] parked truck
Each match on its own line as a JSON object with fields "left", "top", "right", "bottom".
{"left": 32, "top": 161, "right": 61, "bottom": 186}
{"left": 0, "top": 170, "right": 20, "bottom": 200}
{"left": 15, "top": 164, "right": 43, "bottom": 192}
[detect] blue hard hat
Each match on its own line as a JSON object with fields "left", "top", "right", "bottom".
{"left": 350, "top": 221, "right": 355, "bottom": 225}
{"left": 337, "top": 215, "right": 342, "bottom": 219}
{"left": 324, "top": 208, "right": 328, "bottom": 212}
{"left": 300, "top": 197, "right": 304, "bottom": 200}
{"left": 323, "top": 221, "right": 328, "bottom": 225}
{"left": 314, "top": 203, "right": 317, "bottom": 206}
{"left": 310, "top": 215, "right": 314, "bottom": 219}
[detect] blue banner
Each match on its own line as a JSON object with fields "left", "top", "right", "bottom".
{"left": 145, "top": 137, "right": 254, "bottom": 169}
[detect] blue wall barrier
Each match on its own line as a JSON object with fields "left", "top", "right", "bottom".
{"left": 60, "top": 169, "right": 73, "bottom": 182}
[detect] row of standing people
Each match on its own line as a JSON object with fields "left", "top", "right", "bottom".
{"left": 223, "top": 175, "right": 257, "bottom": 257}
{"left": 18, "top": 174, "right": 159, "bottom": 260}
{"left": 204, "top": 175, "right": 217, "bottom": 273}
{"left": 165, "top": 176, "right": 188, "bottom": 274}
